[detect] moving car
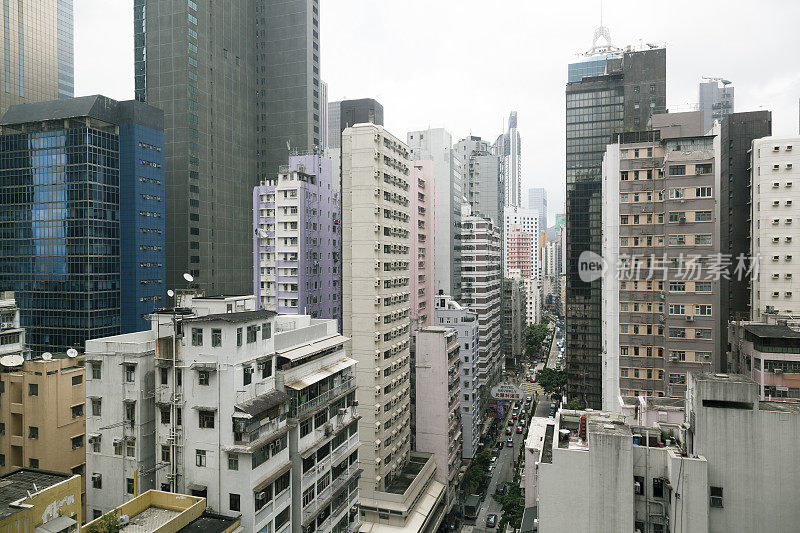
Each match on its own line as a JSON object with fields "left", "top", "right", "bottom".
{"left": 506, "top": 437, "right": 514, "bottom": 447}
{"left": 516, "top": 425, "right": 524, "bottom": 434}
{"left": 505, "top": 427, "right": 512, "bottom": 435}
{"left": 526, "top": 396, "right": 533, "bottom": 403}
{"left": 486, "top": 514, "right": 498, "bottom": 528}
{"left": 508, "top": 419, "right": 514, "bottom": 426}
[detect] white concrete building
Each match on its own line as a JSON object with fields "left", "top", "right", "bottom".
{"left": 751, "top": 136, "right": 800, "bottom": 320}
{"left": 86, "top": 295, "right": 361, "bottom": 533}
{"left": 435, "top": 294, "right": 480, "bottom": 460}
{"left": 504, "top": 206, "right": 540, "bottom": 325}
{"left": 342, "top": 123, "right": 445, "bottom": 533}
{"left": 0, "top": 291, "right": 27, "bottom": 359}
{"left": 414, "top": 327, "right": 462, "bottom": 512}
{"left": 530, "top": 372, "right": 800, "bottom": 533}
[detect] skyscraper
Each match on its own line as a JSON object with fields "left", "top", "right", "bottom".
{"left": 0, "top": 95, "right": 165, "bottom": 355}
{"left": 320, "top": 80, "right": 328, "bottom": 149}
{"left": 456, "top": 136, "right": 503, "bottom": 227}
{"left": 495, "top": 111, "right": 522, "bottom": 208}
{"left": 565, "top": 31, "right": 666, "bottom": 408}
{"left": 528, "top": 187, "right": 548, "bottom": 232}
{"left": 136, "top": 0, "right": 319, "bottom": 296}
{"left": 0, "top": 0, "right": 74, "bottom": 115}
{"left": 408, "top": 128, "right": 463, "bottom": 300}
{"left": 698, "top": 78, "right": 734, "bottom": 133}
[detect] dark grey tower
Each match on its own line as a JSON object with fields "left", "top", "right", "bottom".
{"left": 136, "top": 0, "right": 319, "bottom": 296}
{"left": 565, "top": 39, "right": 666, "bottom": 408}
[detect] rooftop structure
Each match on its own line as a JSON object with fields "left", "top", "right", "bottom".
{"left": 0, "top": 469, "right": 81, "bottom": 532}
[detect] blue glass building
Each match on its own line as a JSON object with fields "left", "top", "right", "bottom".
{"left": 0, "top": 95, "right": 164, "bottom": 355}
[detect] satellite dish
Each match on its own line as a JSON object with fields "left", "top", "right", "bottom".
{"left": 66, "top": 348, "right": 78, "bottom": 358}
{"left": 41, "top": 352, "right": 53, "bottom": 361}
{"left": 183, "top": 273, "right": 194, "bottom": 283}
{"left": 167, "top": 289, "right": 175, "bottom": 297}
{"left": 0, "top": 354, "right": 23, "bottom": 367}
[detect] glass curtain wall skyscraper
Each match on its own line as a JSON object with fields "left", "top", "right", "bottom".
{"left": 0, "top": 0, "right": 74, "bottom": 115}
{"left": 135, "top": 0, "right": 319, "bottom": 296}
{"left": 565, "top": 40, "right": 666, "bottom": 408}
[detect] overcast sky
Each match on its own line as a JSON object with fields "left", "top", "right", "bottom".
{"left": 76, "top": 0, "right": 800, "bottom": 228}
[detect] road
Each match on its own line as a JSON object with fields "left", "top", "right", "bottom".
{"left": 533, "top": 324, "right": 561, "bottom": 418}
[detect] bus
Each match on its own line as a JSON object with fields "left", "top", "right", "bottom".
{"left": 464, "top": 494, "right": 481, "bottom": 519}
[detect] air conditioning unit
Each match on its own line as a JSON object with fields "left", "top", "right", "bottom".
{"left": 0, "top": 322, "right": 11, "bottom": 329}
{"left": 670, "top": 355, "right": 678, "bottom": 362}
{"left": 774, "top": 164, "right": 781, "bottom": 170}
{"left": 788, "top": 164, "right": 793, "bottom": 169}
{"left": 256, "top": 491, "right": 266, "bottom": 500}
{"left": 773, "top": 182, "right": 780, "bottom": 188}
{"left": 686, "top": 316, "right": 694, "bottom": 322}
{"left": 773, "top": 146, "right": 781, "bottom": 152}
{"left": 774, "top": 201, "right": 781, "bottom": 206}
{"left": 774, "top": 368, "right": 784, "bottom": 374}
{"left": 338, "top": 408, "right": 347, "bottom": 417}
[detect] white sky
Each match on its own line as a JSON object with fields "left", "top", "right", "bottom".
{"left": 76, "top": 0, "right": 800, "bottom": 228}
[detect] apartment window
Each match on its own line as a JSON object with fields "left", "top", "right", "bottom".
{"left": 669, "top": 328, "right": 686, "bottom": 338}
{"left": 669, "top": 281, "right": 686, "bottom": 292}
{"left": 710, "top": 486, "right": 724, "bottom": 508}
{"left": 126, "top": 478, "right": 135, "bottom": 494}
{"left": 30, "top": 459, "right": 39, "bottom": 469}
{"left": 91, "top": 362, "right": 101, "bottom": 379}
{"left": 71, "top": 405, "right": 83, "bottom": 418}
{"left": 696, "top": 187, "right": 712, "bottom": 198}
{"left": 91, "top": 398, "right": 102, "bottom": 416}
{"left": 29, "top": 383, "right": 38, "bottom": 396}
{"left": 29, "top": 426, "right": 38, "bottom": 439}
{"left": 114, "top": 441, "right": 123, "bottom": 455}
{"left": 194, "top": 407, "right": 215, "bottom": 429}
{"left": 668, "top": 235, "right": 686, "bottom": 246}
{"left": 247, "top": 325, "right": 257, "bottom": 343}
{"left": 695, "top": 163, "right": 712, "bottom": 175}
{"left": 125, "top": 364, "right": 136, "bottom": 383}
{"left": 634, "top": 475, "right": 644, "bottom": 495}
{"left": 237, "top": 328, "right": 243, "bottom": 346}
{"left": 695, "top": 305, "right": 712, "bottom": 316}
{"left": 668, "top": 188, "right": 685, "bottom": 199}
{"left": 0, "top": 423, "right": 4, "bottom": 435}
{"left": 261, "top": 359, "right": 272, "bottom": 379}
{"left": 196, "top": 449, "right": 207, "bottom": 467}
{"left": 303, "top": 486, "right": 315, "bottom": 507}
{"left": 669, "top": 373, "right": 687, "bottom": 385}
{"left": 300, "top": 417, "right": 312, "bottom": 438}
{"left": 653, "top": 478, "right": 664, "bottom": 498}
{"left": 669, "top": 304, "right": 685, "bottom": 315}
{"left": 161, "top": 445, "right": 170, "bottom": 462}
{"left": 92, "top": 474, "right": 102, "bottom": 489}
{"left": 160, "top": 407, "right": 170, "bottom": 424}
{"left": 229, "top": 494, "right": 240, "bottom": 512}
{"left": 160, "top": 367, "right": 168, "bottom": 385}
{"left": 695, "top": 211, "right": 712, "bottom": 222}
{"left": 212, "top": 329, "right": 222, "bottom": 347}
{"left": 198, "top": 370, "right": 210, "bottom": 386}
{"left": 192, "top": 328, "right": 203, "bottom": 346}
{"left": 668, "top": 165, "right": 686, "bottom": 176}
{"left": 696, "top": 329, "right": 712, "bottom": 340}
{"left": 228, "top": 453, "right": 239, "bottom": 470}
{"left": 243, "top": 366, "right": 253, "bottom": 386}
{"left": 275, "top": 471, "right": 290, "bottom": 494}
{"left": 275, "top": 507, "right": 290, "bottom": 530}
{"left": 695, "top": 234, "right": 712, "bottom": 246}
{"left": 262, "top": 322, "right": 272, "bottom": 340}
{"left": 126, "top": 441, "right": 136, "bottom": 457}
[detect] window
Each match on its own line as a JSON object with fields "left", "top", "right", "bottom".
{"left": 72, "top": 405, "right": 83, "bottom": 418}
{"left": 634, "top": 475, "right": 644, "bottom": 495}
{"left": 696, "top": 187, "right": 712, "bottom": 198}
{"left": 92, "top": 398, "right": 102, "bottom": 416}
{"left": 695, "top": 305, "right": 712, "bottom": 316}
{"left": 125, "top": 402, "right": 136, "bottom": 423}
{"left": 29, "top": 426, "right": 38, "bottom": 439}
{"left": 275, "top": 506, "right": 290, "bottom": 530}
{"left": 303, "top": 486, "right": 315, "bottom": 507}
{"left": 198, "top": 371, "right": 210, "bottom": 386}
{"left": 695, "top": 329, "right": 712, "bottom": 340}
{"left": 695, "top": 234, "right": 712, "bottom": 246}
{"left": 196, "top": 449, "right": 207, "bottom": 467}
{"left": 669, "top": 165, "right": 686, "bottom": 176}
{"left": 243, "top": 366, "right": 253, "bottom": 386}
{"left": 91, "top": 362, "right": 101, "bottom": 379}
{"left": 30, "top": 459, "right": 39, "bottom": 469}
{"left": 92, "top": 474, "right": 102, "bottom": 489}
{"left": 261, "top": 359, "right": 272, "bottom": 379}
{"left": 710, "top": 486, "right": 724, "bottom": 508}
{"left": 300, "top": 417, "right": 311, "bottom": 437}
{"left": 228, "top": 454, "right": 239, "bottom": 470}
{"left": 669, "top": 235, "right": 686, "bottom": 246}
{"left": 162, "top": 445, "right": 170, "bottom": 462}
{"left": 669, "top": 328, "right": 686, "bottom": 338}
{"left": 199, "top": 410, "right": 215, "bottom": 429}
{"left": 192, "top": 328, "right": 203, "bottom": 346}
{"left": 669, "top": 373, "right": 687, "bottom": 385}
{"left": 229, "top": 493, "right": 240, "bottom": 512}
{"left": 212, "top": 329, "right": 222, "bottom": 347}
{"left": 695, "top": 163, "right": 712, "bottom": 174}
{"left": 262, "top": 322, "right": 272, "bottom": 339}
{"left": 668, "top": 188, "right": 685, "bottom": 199}
{"left": 125, "top": 364, "right": 136, "bottom": 383}
{"left": 114, "top": 441, "right": 123, "bottom": 455}
{"left": 161, "top": 368, "right": 168, "bottom": 385}
{"left": 126, "top": 478, "right": 135, "bottom": 494}
{"left": 653, "top": 478, "right": 664, "bottom": 498}
{"left": 669, "top": 304, "right": 685, "bottom": 315}
{"left": 126, "top": 441, "right": 136, "bottom": 457}
{"left": 695, "top": 210, "right": 712, "bottom": 222}
{"left": 29, "top": 383, "right": 38, "bottom": 396}
{"left": 275, "top": 471, "right": 290, "bottom": 494}
{"left": 237, "top": 328, "right": 243, "bottom": 346}
{"left": 669, "top": 281, "right": 686, "bottom": 292}
{"left": 160, "top": 407, "right": 170, "bottom": 424}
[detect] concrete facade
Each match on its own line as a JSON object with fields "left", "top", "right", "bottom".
{"left": 408, "top": 128, "right": 463, "bottom": 300}
{"left": 0, "top": 470, "right": 82, "bottom": 533}
{"left": 253, "top": 154, "right": 341, "bottom": 321}
{"left": 410, "top": 161, "right": 434, "bottom": 329}
{"left": 729, "top": 320, "right": 800, "bottom": 400}
{"left": 413, "top": 327, "right": 462, "bottom": 512}
{"left": 750, "top": 136, "right": 800, "bottom": 320}
{"left": 502, "top": 277, "right": 525, "bottom": 368}
{"left": 456, "top": 136, "right": 503, "bottom": 227}
{"left": 495, "top": 112, "right": 522, "bottom": 208}
{"left": 527, "top": 188, "right": 547, "bottom": 236}
{"left": 0, "top": 292, "right": 26, "bottom": 359}
{"left": 435, "top": 294, "right": 480, "bottom": 460}
{"left": 698, "top": 79, "right": 734, "bottom": 133}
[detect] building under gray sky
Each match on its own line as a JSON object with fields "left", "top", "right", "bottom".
{"left": 528, "top": 187, "right": 548, "bottom": 231}
{"left": 699, "top": 78, "right": 734, "bottom": 132}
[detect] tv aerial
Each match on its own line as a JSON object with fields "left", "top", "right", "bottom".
{"left": 66, "top": 348, "right": 78, "bottom": 358}
{"left": 42, "top": 352, "right": 53, "bottom": 361}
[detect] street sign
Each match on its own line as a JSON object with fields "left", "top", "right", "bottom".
{"left": 491, "top": 381, "right": 524, "bottom": 401}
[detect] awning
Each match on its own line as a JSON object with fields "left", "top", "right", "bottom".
{"left": 187, "top": 483, "right": 207, "bottom": 492}
{"left": 36, "top": 515, "right": 76, "bottom": 533}
{"left": 191, "top": 362, "right": 217, "bottom": 371}
{"left": 192, "top": 406, "right": 218, "bottom": 411}
{"left": 276, "top": 335, "right": 346, "bottom": 361}
{"left": 235, "top": 389, "right": 289, "bottom": 417}
{"left": 284, "top": 357, "right": 357, "bottom": 390}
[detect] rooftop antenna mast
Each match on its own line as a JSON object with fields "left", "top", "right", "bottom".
{"left": 586, "top": 0, "right": 620, "bottom": 56}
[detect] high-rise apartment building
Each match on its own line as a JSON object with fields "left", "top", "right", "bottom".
{"left": 341, "top": 123, "right": 444, "bottom": 532}
{"left": 565, "top": 41, "right": 666, "bottom": 408}
{"left": 528, "top": 187, "right": 548, "bottom": 233}
{"left": 495, "top": 111, "right": 522, "bottom": 208}
{"left": 750, "top": 136, "right": 800, "bottom": 321}
{"left": 507, "top": 226, "right": 533, "bottom": 279}
{"left": 456, "top": 136, "right": 503, "bottom": 227}
{"left": 414, "top": 327, "right": 462, "bottom": 511}
{"left": 503, "top": 207, "right": 539, "bottom": 277}
{"left": 699, "top": 78, "right": 734, "bottom": 133}
{"left": 410, "top": 160, "right": 434, "bottom": 328}
{"left": 252, "top": 154, "right": 341, "bottom": 320}
{"left": 502, "top": 277, "right": 525, "bottom": 368}
{"left": 435, "top": 293, "right": 479, "bottom": 459}
{"left": 461, "top": 213, "right": 503, "bottom": 397}
{"left": 408, "top": 128, "right": 463, "bottom": 300}
{"left": 320, "top": 81, "right": 328, "bottom": 149}
{"left": 0, "top": 0, "right": 74, "bottom": 115}
{"left": 0, "top": 292, "right": 27, "bottom": 359}
{"left": 601, "top": 112, "right": 720, "bottom": 407}
{"left": 0, "top": 96, "right": 165, "bottom": 355}
{"left": 729, "top": 319, "right": 800, "bottom": 400}
{"left": 136, "top": 0, "right": 319, "bottom": 295}
{"left": 327, "top": 101, "right": 341, "bottom": 150}
{"left": 86, "top": 295, "right": 361, "bottom": 533}
{"left": 0, "top": 354, "right": 85, "bottom": 493}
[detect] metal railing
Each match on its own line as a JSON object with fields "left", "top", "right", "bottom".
{"left": 293, "top": 377, "right": 355, "bottom": 417}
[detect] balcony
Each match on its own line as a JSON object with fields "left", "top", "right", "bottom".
{"left": 302, "top": 461, "right": 362, "bottom": 522}
{"left": 293, "top": 376, "right": 356, "bottom": 418}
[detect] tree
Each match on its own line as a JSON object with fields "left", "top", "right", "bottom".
{"left": 524, "top": 322, "right": 550, "bottom": 359}
{"left": 86, "top": 510, "right": 120, "bottom": 533}
{"left": 464, "top": 449, "right": 493, "bottom": 494}
{"left": 537, "top": 368, "right": 566, "bottom": 397}
{"left": 492, "top": 484, "right": 525, "bottom": 531}
{"left": 566, "top": 397, "right": 585, "bottom": 410}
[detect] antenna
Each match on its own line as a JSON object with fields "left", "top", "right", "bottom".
{"left": 167, "top": 289, "right": 175, "bottom": 298}
{"left": 1, "top": 354, "right": 23, "bottom": 367}
{"left": 183, "top": 273, "right": 194, "bottom": 283}
{"left": 41, "top": 352, "right": 53, "bottom": 361}
{"left": 66, "top": 348, "right": 78, "bottom": 358}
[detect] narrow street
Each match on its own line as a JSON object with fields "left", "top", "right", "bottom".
{"left": 533, "top": 322, "right": 560, "bottom": 418}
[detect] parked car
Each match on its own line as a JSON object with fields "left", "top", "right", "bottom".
{"left": 495, "top": 484, "right": 508, "bottom": 495}
{"left": 486, "top": 514, "right": 498, "bottom": 528}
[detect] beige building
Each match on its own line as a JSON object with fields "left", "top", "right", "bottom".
{"left": 0, "top": 354, "right": 86, "bottom": 507}
{"left": 0, "top": 0, "right": 73, "bottom": 115}
{"left": 0, "top": 469, "right": 82, "bottom": 532}
{"left": 342, "top": 123, "right": 444, "bottom": 532}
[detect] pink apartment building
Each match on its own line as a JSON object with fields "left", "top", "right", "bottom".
{"left": 507, "top": 225, "right": 532, "bottom": 279}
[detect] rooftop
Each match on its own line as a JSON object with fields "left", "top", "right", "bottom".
{"left": 759, "top": 401, "right": 800, "bottom": 414}
{"left": 187, "top": 310, "right": 276, "bottom": 324}
{"left": 646, "top": 397, "right": 685, "bottom": 410}
{"left": 0, "top": 469, "right": 74, "bottom": 521}
{"left": 694, "top": 372, "right": 753, "bottom": 384}
{"left": 744, "top": 324, "right": 800, "bottom": 339}
{"left": 177, "top": 512, "right": 240, "bottom": 533}
{"left": 120, "top": 506, "right": 181, "bottom": 533}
